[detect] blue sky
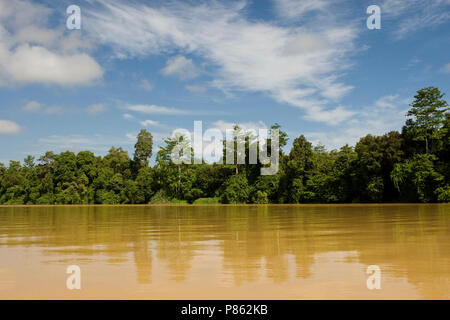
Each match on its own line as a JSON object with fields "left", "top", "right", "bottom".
{"left": 0, "top": 0, "right": 449, "bottom": 164}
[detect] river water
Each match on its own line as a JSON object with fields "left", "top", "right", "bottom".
{"left": 0, "top": 204, "right": 449, "bottom": 299}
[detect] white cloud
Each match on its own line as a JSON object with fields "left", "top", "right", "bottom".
{"left": 0, "top": 44, "right": 103, "bottom": 86}
{"left": 43, "top": 105, "right": 63, "bottom": 115}
{"left": 304, "top": 106, "right": 355, "bottom": 125}
{"left": 275, "top": 0, "right": 330, "bottom": 20}
{"left": 161, "top": 55, "right": 197, "bottom": 80}
{"left": 139, "top": 79, "right": 153, "bottom": 91}
{"left": 140, "top": 119, "right": 162, "bottom": 127}
{"left": 305, "top": 94, "right": 409, "bottom": 150}
{"left": 22, "top": 101, "right": 41, "bottom": 112}
{"left": 0, "top": 0, "right": 103, "bottom": 86}
{"left": 38, "top": 134, "right": 134, "bottom": 153}
{"left": 404, "top": 58, "right": 421, "bottom": 69}
{"left": 0, "top": 120, "right": 21, "bottom": 134}
{"left": 125, "top": 133, "right": 136, "bottom": 141}
{"left": 282, "top": 32, "right": 328, "bottom": 55}
{"left": 123, "top": 113, "right": 134, "bottom": 119}
{"left": 374, "top": 95, "right": 399, "bottom": 109}
{"left": 186, "top": 85, "right": 207, "bottom": 93}
{"left": 21, "top": 101, "right": 63, "bottom": 114}
{"left": 381, "top": 0, "right": 450, "bottom": 39}
{"left": 440, "top": 63, "right": 450, "bottom": 74}
{"left": 126, "top": 104, "right": 189, "bottom": 115}
{"left": 84, "top": 0, "right": 359, "bottom": 125}
{"left": 86, "top": 103, "right": 107, "bottom": 115}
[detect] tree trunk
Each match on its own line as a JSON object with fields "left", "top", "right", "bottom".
{"left": 178, "top": 164, "right": 181, "bottom": 196}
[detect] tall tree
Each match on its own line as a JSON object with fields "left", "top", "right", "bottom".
{"left": 282, "top": 135, "right": 313, "bottom": 203}
{"left": 134, "top": 129, "right": 153, "bottom": 167}
{"left": 406, "top": 87, "right": 449, "bottom": 154}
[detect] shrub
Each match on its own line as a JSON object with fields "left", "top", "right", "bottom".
{"left": 220, "top": 175, "right": 250, "bottom": 204}
{"left": 170, "top": 199, "right": 188, "bottom": 204}
{"left": 436, "top": 185, "right": 450, "bottom": 203}
{"left": 149, "top": 190, "right": 170, "bottom": 204}
{"left": 193, "top": 197, "right": 220, "bottom": 204}
{"left": 252, "top": 190, "right": 268, "bottom": 204}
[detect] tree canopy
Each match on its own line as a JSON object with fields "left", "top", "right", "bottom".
{"left": 0, "top": 88, "right": 449, "bottom": 205}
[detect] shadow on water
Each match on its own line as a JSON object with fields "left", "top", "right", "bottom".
{"left": 0, "top": 204, "right": 449, "bottom": 298}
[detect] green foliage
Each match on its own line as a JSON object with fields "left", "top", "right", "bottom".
{"left": 193, "top": 197, "right": 220, "bottom": 204}
{"left": 134, "top": 129, "right": 153, "bottom": 167}
{"left": 96, "top": 189, "right": 121, "bottom": 204}
{"left": 282, "top": 135, "right": 313, "bottom": 203}
{"left": 170, "top": 199, "right": 188, "bottom": 204}
{"left": 435, "top": 185, "right": 450, "bottom": 203}
{"left": 0, "top": 87, "right": 448, "bottom": 205}
{"left": 252, "top": 190, "right": 269, "bottom": 204}
{"left": 354, "top": 131, "right": 404, "bottom": 202}
{"left": 220, "top": 175, "right": 250, "bottom": 204}
{"left": 149, "top": 190, "right": 170, "bottom": 204}
{"left": 391, "top": 154, "right": 443, "bottom": 202}
{"left": 406, "top": 86, "right": 449, "bottom": 154}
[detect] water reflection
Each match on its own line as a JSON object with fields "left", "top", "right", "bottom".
{"left": 0, "top": 204, "right": 449, "bottom": 299}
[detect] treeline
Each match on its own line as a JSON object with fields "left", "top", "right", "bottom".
{"left": 1, "top": 87, "right": 449, "bottom": 205}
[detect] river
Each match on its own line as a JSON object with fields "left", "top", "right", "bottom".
{"left": 0, "top": 204, "right": 449, "bottom": 299}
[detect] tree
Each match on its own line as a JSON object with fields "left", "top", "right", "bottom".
{"left": 391, "top": 154, "right": 443, "bottom": 203}
{"left": 222, "top": 125, "right": 258, "bottom": 176}
{"left": 23, "top": 156, "right": 35, "bottom": 169}
{"left": 281, "top": 135, "right": 313, "bottom": 203}
{"left": 0, "top": 89, "right": 448, "bottom": 205}
{"left": 220, "top": 175, "right": 250, "bottom": 204}
{"left": 406, "top": 87, "right": 449, "bottom": 154}
{"left": 156, "top": 133, "right": 193, "bottom": 199}
{"left": 439, "top": 112, "right": 450, "bottom": 180}
{"left": 271, "top": 123, "right": 288, "bottom": 153}
{"left": 135, "top": 167, "right": 155, "bottom": 203}
{"left": 134, "top": 129, "right": 153, "bottom": 167}
{"left": 332, "top": 145, "right": 358, "bottom": 202}
{"left": 355, "top": 132, "right": 403, "bottom": 202}
{"left": 104, "top": 147, "right": 131, "bottom": 177}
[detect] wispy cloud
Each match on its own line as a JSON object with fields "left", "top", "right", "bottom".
{"left": 275, "top": 0, "right": 331, "bottom": 20}
{"left": 21, "top": 101, "right": 63, "bottom": 114}
{"left": 123, "top": 113, "right": 134, "bottom": 120}
{"left": 210, "top": 120, "right": 267, "bottom": 132}
{"left": 84, "top": 0, "right": 359, "bottom": 125}
{"left": 140, "top": 119, "right": 162, "bottom": 127}
{"left": 126, "top": 104, "right": 190, "bottom": 115}
{"left": 139, "top": 79, "right": 153, "bottom": 91}
{"left": 86, "top": 103, "right": 107, "bottom": 115}
{"left": 186, "top": 85, "right": 207, "bottom": 93}
{"left": 161, "top": 55, "right": 197, "bottom": 80}
{"left": 0, "top": 120, "right": 21, "bottom": 134}
{"left": 306, "top": 94, "right": 410, "bottom": 149}
{"left": 440, "top": 63, "right": 450, "bottom": 74}
{"left": 37, "top": 134, "right": 134, "bottom": 153}
{"left": 404, "top": 58, "right": 421, "bottom": 70}
{"left": 22, "top": 101, "right": 41, "bottom": 112}
{"left": 381, "top": 0, "right": 450, "bottom": 39}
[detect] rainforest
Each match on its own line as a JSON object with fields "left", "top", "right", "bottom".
{"left": 1, "top": 87, "right": 449, "bottom": 205}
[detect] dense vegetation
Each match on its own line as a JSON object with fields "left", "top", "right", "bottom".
{"left": 1, "top": 87, "right": 449, "bottom": 204}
